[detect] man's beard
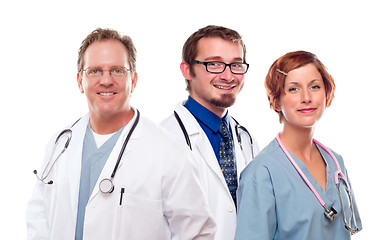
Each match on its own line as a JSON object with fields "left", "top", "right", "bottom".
{"left": 210, "top": 94, "right": 236, "bottom": 108}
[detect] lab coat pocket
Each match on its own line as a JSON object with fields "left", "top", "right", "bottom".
{"left": 113, "top": 193, "right": 165, "bottom": 239}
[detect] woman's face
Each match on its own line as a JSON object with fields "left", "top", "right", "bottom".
{"left": 277, "top": 63, "right": 326, "bottom": 129}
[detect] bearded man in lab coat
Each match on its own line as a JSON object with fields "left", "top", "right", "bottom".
{"left": 161, "top": 25, "right": 260, "bottom": 240}
{"left": 26, "top": 28, "right": 216, "bottom": 240}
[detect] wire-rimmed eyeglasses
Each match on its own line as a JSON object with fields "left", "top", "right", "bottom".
{"left": 82, "top": 66, "right": 131, "bottom": 79}
{"left": 192, "top": 60, "right": 249, "bottom": 74}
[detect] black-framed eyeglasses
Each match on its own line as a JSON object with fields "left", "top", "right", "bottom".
{"left": 82, "top": 66, "right": 131, "bottom": 79}
{"left": 192, "top": 60, "right": 249, "bottom": 74}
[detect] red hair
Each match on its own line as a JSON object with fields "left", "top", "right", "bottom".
{"left": 265, "top": 51, "right": 336, "bottom": 122}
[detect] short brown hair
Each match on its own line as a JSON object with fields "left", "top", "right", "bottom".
{"left": 182, "top": 25, "right": 246, "bottom": 91}
{"left": 77, "top": 28, "right": 137, "bottom": 74}
{"left": 265, "top": 50, "right": 336, "bottom": 122}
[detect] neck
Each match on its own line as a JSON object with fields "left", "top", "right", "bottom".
{"left": 189, "top": 95, "right": 228, "bottom": 118}
{"left": 89, "top": 108, "right": 134, "bottom": 134}
{"left": 279, "top": 124, "right": 316, "bottom": 161}
{"left": 210, "top": 106, "right": 227, "bottom": 118}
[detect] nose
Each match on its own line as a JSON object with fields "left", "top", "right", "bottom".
{"left": 301, "top": 89, "right": 312, "bottom": 104}
{"left": 99, "top": 71, "right": 114, "bottom": 86}
{"left": 220, "top": 65, "right": 235, "bottom": 82}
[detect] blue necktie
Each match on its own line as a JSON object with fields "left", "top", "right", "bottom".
{"left": 219, "top": 120, "right": 238, "bottom": 205}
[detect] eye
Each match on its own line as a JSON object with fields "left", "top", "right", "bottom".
{"left": 207, "top": 61, "right": 224, "bottom": 69}
{"left": 231, "top": 63, "right": 243, "bottom": 69}
{"left": 113, "top": 68, "right": 125, "bottom": 74}
{"left": 310, "top": 85, "right": 321, "bottom": 90}
{"left": 288, "top": 87, "right": 299, "bottom": 92}
{"left": 87, "top": 68, "right": 102, "bottom": 76}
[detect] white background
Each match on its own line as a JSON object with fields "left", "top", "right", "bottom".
{"left": 1, "top": 0, "right": 390, "bottom": 239}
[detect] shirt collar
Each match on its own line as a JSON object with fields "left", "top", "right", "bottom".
{"left": 184, "top": 96, "right": 230, "bottom": 133}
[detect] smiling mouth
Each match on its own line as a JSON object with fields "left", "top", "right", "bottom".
{"left": 298, "top": 108, "right": 316, "bottom": 113}
{"left": 215, "top": 85, "right": 235, "bottom": 90}
{"left": 98, "top": 92, "right": 115, "bottom": 96}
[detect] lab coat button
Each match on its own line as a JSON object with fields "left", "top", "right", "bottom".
{"left": 227, "top": 205, "right": 234, "bottom": 212}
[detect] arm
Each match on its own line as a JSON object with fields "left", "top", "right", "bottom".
{"left": 26, "top": 136, "right": 57, "bottom": 240}
{"left": 235, "top": 164, "right": 277, "bottom": 240}
{"left": 26, "top": 181, "right": 49, "bottom": 240}
{"left": 162, "top": 148, "right": 216, "bottom": 240}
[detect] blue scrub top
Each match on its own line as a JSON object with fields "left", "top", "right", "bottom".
{"left": 75, "top": 124, "right": 124, "bottom": 240}
{"left": 235, "top": 139, "right": 362, "bottom": 240}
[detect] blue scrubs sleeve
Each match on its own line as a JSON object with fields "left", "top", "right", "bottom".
{"left": 235, "top": 164, "right": 276, "bottom": 240}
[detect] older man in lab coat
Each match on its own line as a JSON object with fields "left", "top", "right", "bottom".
{"left": 26, "top": 28, "right": 215, "bottom": 240}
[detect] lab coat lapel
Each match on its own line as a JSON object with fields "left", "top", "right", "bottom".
{"left": 88, "top": 111, "right": 142, "bottom": 203}
{"left": 194, "top": 136, "right": 228, "bottom": 187}
{"left": 175, "top": 104, "right": 228, "bottom": 188}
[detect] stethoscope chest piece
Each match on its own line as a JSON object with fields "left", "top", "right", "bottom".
{"left": 99, "top": 178, "right": 114, "bottom": 194}
{"left": 324, "top": 206, "right": 337, "bottom": 221}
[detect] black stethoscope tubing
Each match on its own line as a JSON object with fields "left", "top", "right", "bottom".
{"left": 34, "top": 118, "right": 80, "bottom": 184}
{"left": 174, "top": 111, "right": 192, "bottom": 150}
{"left": 174, "top": 111, "right": 254, "bottom": 158}
{"left": 110, "top": 109, "right": 139, "bottom": 179}
{"left": 99, "top": 109, "right": 140, "bottom": 193}
{"left": 34, "top": 110, "right": 140, "bottom": 194}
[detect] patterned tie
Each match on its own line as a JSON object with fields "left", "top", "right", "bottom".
{"left": 219, "top": 120, "right": 238, "bottom": 205}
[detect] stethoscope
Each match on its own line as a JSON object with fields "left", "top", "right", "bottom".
{"left": 33, "top": 129, "right": 73, "bottom": 185}
{"left": 276, "top": 133, "right": 359, "bottom": 234}
{"left": 34, "top": 110, "right": 140, "bottom": 195}
{"left": 174, "top": 111, "right": 255, "bottom": 160}
{"left": 33, "top": 118, "right": 80, "bottom": 185}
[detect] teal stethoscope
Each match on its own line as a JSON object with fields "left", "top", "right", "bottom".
{"left": 34, "top": 110, "right": 140, "bottom": 194}
{"left": 276, "top": 133, "right": 359, "bottom": 234}
{"left": 174, "top": 111, "right": 255, "bottom": 159}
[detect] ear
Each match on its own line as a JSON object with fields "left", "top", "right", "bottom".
{"left": 274, "top": 102, "right": 281, "bottom": 112}
{"left": 130, "top": 72, "right": 138, "bottom": 93}
{"left": 180, "top": 61, "right": 192, "bottom": 81}
{"left": 77, "top": 73, "right": 84, "bottom": 93}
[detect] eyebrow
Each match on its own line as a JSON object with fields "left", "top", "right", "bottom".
{"left": 286, "top": 79, "right": 323, "bottom": 85}
{"left": 204, "top": 56, "right": 244, "bottom": 62}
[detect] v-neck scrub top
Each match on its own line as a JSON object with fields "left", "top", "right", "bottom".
{"left": 235, "top": 139, "right": 362, "bottom": 240}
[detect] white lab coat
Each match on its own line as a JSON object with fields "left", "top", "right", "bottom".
{"left": 160, "top": 102, "right": 260, "bottom": 240}
{"left": 26, "top": 109, "right": 216, "bottom": 240}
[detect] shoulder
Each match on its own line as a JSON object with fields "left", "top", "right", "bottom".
{"left": 315, "top": 142, "right": 346, "bottom": 170}
{"left": 139, "top": 115, "right": 190, "bottom": 151}
{"left": 160, "top": 114, "right": 176, "bottom": 128}
{"left": 160, "top": 102, "right": 188, "bottom": 128}
{"left": 138, "top": 116, "right": 197, "bottom": 172}
{"left": 46, "top": 113, "right": 88, "bottom": 144}
{"left": 252, "top": 139, "right": 283, "bottom": 166}
{"left": 240, "top": 139, "right": 283, "bottom": 181}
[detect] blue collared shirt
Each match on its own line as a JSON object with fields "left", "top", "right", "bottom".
{"left": 184, "top": 96, "right": 231, "bottom": 161}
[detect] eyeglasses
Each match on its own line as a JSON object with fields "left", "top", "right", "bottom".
{"left": 192, "top": 60, "right": 249, "bottom": 74}
{"left": 82, "top": 66, "right": 131, "bottom": 79}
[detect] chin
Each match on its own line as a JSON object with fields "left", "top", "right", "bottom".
{"left": 211, "top": 94, "right": 236, "bottom": 108}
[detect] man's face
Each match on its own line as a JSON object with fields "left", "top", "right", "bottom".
{"left": 183, "top": 37, "right": 245, "bottom": 117}
{"left": 77, "top": 40, "right": 136, "bottom": 120}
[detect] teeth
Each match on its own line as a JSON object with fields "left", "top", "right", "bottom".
{"left": 216, "top": 85, "right": 234, "bottom": 90}
{"left": 99, "top": 92, "right": 114, "bottom": 96}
